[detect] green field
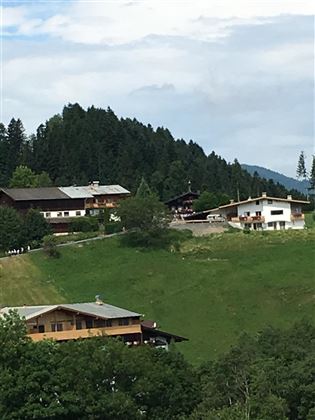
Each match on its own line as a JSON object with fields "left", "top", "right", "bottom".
{"left": 0, "top": 230, "right": 314, "bottom": 363}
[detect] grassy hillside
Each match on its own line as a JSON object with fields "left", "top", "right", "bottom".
{"left": 1, "top": 230, "right": 314, "bottom": 363}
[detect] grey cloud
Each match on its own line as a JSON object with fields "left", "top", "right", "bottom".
{"left": 2, "top": 14, "right": 313, "bottom": 177}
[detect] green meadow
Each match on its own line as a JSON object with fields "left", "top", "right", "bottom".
{"left": 0, "top": 229, "right": 314, "bottom": 363}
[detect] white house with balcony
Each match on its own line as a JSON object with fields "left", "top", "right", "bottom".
{"left": 207, "top": 193, "right": 309, "bottom": 231}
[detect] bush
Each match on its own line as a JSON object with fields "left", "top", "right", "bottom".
{"left": 104, "top": 222, "right": 122, "bottom": 235}
{"left": 22, "top": 209, "right": 51, "bottom": 243}
{"left": 42, "top": 235, "right": 60, "bottom": 258}
{"left": 70, "top": 217, "right": 99, "bottom": 233}
{"left": 0, "top": 207, "right": 23, "bottom": 251}
{"left": 120, "top": 228, "right": 192, "bottom": 249}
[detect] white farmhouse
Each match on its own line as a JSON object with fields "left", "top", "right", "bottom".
{"left": 208, "top": 193, "right": 309, "bottom": 231}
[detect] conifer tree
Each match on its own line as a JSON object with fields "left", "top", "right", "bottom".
{"left": 136, "top": 177, "right": 152, "bottom": 198}
{"left": 296, "top": 151, "right": 307, "bottom": 180}
{"left": 309, "top": 155, "right": 315, "bottom": 189}
{"left": 0, "top": 123, "right": 8, "bottom": 185}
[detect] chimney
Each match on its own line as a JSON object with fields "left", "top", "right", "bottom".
{"left": 248, "top": 196, "right": 251, "bottom": 200}
{"left": 262, "top": 192, "right": 267, "bottom": 198}
{"left": 230, "top": 199, "right": 234, "bottom": 204}
{"left": 287, "top": 195, "right": 292, "bottom": 200}
{"left": 95, "top": 295, "right": 103, "bottom": 305}
{"left": 91, "top": 181, "right": 100, "bottom": 188}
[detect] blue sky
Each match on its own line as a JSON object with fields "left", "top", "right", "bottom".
{"left": 1, "top": 0, "right": 314, "bottom": 176}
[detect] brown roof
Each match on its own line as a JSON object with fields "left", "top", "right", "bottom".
{"left": 141, "top": 321, "right": 188, "bottom": 342}
{"left": 1, "top": 187, "right": 69, "bottom": 201}
{"left": 165, "top": 191, "right": 199, "bottom": 204}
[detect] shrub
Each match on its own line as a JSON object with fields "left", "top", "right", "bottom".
{"left": 104, "top": 222, "right": 122, "bottom": 235}
{"left": 70, "top": 217, "right": 99, "bottom": 233}
{"left": 120, "top": 228, "right": 192, "bottom": 249}
{"left": 22, "top": 209, "right": 51, "bottom": 243}
{"left": 42, "top": 235, "right": 60, "bottom": 258}
{"left": 0, "top": 207, "right": 23, "bottom": 251}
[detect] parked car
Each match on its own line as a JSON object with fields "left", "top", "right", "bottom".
{"left": 206, "top": 214, "right": 225, "bottom": 223}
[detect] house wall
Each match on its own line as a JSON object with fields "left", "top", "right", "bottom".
{"left": 0, "top": 192, "right": 15, "bottom": 207}
{"left": 26, "top": 309, "right": 141, "bottom": 335}
{"left": 236, "top": 199, "right": 305, "bottom": 230}
{"left": 40, "top": 209, "right": 86, "bottom": 218}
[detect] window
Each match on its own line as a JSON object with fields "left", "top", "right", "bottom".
{"left": 64, "top": 211, "right": 69, "bottom": 217}
{"left": 256, "top": 200, "right": 260, "bottom": 205}
{"left": 45, "top": 212, "right": 51, "bottom": 218}
{"left": 86, "top": 319, "right": 93, "bottom": 329}
{"left": 38, "top": 325, "right": 45, "bottom": 333}
{"left": 256, "top": 211, "right": 261, "bottom": 216}
{"left": 268, "top": 199, "right": 273, "bottom": 204}
{"left": 105, "top": 320, "right": 112, "bottom": 327}
{"left": 51, "top": 323, "right": 63, "bottom": 332}
{"left": 271, "top": 210, "right": 283, "bottom": 215}
{"left": 76, "top": 321, "right": 82, "bottom": 330}
{"left": 57, "top": 212, "right": 62, "bottom": 217}
{"left": 268, "top": 222, "right": 273, "bottom": 227}
{"left": 245, "top": 212, "right": 250, "bottom": 216}
{"left": 279, "top": 221, "right": 285, "bottom": 230}
{"left": 244, "top": 223, "right": 251, "bottom": 229}
{"left": 118, "top": 318, "right": 129, "bottom": 326}
{"left": 256, "top": 223, "right": 262, "bottom": 229}
{"left": 76, "top": 211, "right": 81, "bottom": 216}
{"left": 95, "top": 319, "right": 106, "bottom": 328}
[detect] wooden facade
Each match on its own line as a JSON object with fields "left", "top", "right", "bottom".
{"left": 165, "top": 191, "right": 200, "bottom": 217}
{"left": 0, "top": 183, "right": 130, "bottom": 233}
{"left": 0, "top": 302, "right": 187, "bottom": 349}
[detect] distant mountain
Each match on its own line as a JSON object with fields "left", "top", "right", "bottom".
{"left": 241, "top": 164, "right": 309, "bottom": 194}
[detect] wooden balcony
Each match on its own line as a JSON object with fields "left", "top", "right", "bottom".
{"left": 291, "top": 213, "right": 304, "bottom": 221}
{"left": 28, "top": 324, "right": 142, "bottom": 342}
{"left": 85, "top": 202, "right": 116, "bottom": 209}
{"left": 231, "top": 216, "right": 265, "bottom": 223}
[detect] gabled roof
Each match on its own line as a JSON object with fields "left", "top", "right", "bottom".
{"left": 0, "top": 187, "right": 69, "bottom": 201}
{"left": 209, "top": 195, "right": 309, "bottom": 212}
{"left": 59, "top": 186, "right": 94, "bottom": 199}
{"left": 165, "top": 191, "right": 199, "bottom": 204}
{"left": 0, "top": 302, "right": 141, "bottom": 321}
{"left": 61, "top": 185, "right": 130, "bottom": 198}
{"left": 141, "top": 320, "right": 188, "bottom": 342}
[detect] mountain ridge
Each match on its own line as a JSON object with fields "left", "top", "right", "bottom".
{"left": 241, "top": 164, "right": 309, "bottom": 194}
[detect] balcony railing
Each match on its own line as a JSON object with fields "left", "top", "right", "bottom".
{"left": 28, "top": 324, "right": 142, "bottom": 342}
{"left": 231, "top": 216, "right": 265, "bottom": 223}
{"left": 85, "top": 202, "right": 116, "bottom": 209}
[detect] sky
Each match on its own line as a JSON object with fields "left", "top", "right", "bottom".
{"left": 1, "top": 0, "right": 314, "bottom": 177}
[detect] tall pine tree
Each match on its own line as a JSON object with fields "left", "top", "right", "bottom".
{"left": 6, "top": 118, "right": 26, "bottom": 179}
{"left": 296, "top": 151, "right": 307, "bottom": 180}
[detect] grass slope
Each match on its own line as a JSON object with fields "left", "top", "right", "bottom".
{"left": 1, "top": 230, "right": 314, "bottom": 363}
{"left": 0, "top": 256, "right": 64, "bottom": 305}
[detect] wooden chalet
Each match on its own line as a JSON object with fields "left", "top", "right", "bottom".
{"left": 0, "top": 187, "right": 86, "bottom": 233}
{"left": 0, "top": 298, "right": 187, "bottom": 350}
{"left": 165, "top": 184, "right": 200, "bottom": 218}
{"left": 60, "top": 182, "right": 130, "bottom": 216}
{"left": 0, "top": 182, "right": 130, "bottom": 233}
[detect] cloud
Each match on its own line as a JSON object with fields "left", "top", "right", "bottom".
{"left": 1, "top": 3, "right": 314, "bottom": 177}
{"left": 2, "top": 1, "right": 314, "bottom": 45}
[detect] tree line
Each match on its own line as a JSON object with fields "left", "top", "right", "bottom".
{"left": 0, "top": 104, "right": 307, "bottom": 201}
{"left": 0, "top": 311, "right": 314, "bottom": 419}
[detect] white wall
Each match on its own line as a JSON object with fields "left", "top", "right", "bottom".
{"left": 41, "top": 210, "right": 86, "bottom": 218}
{"left": 235, "top": 199, "right": 305, "bottom": 230}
